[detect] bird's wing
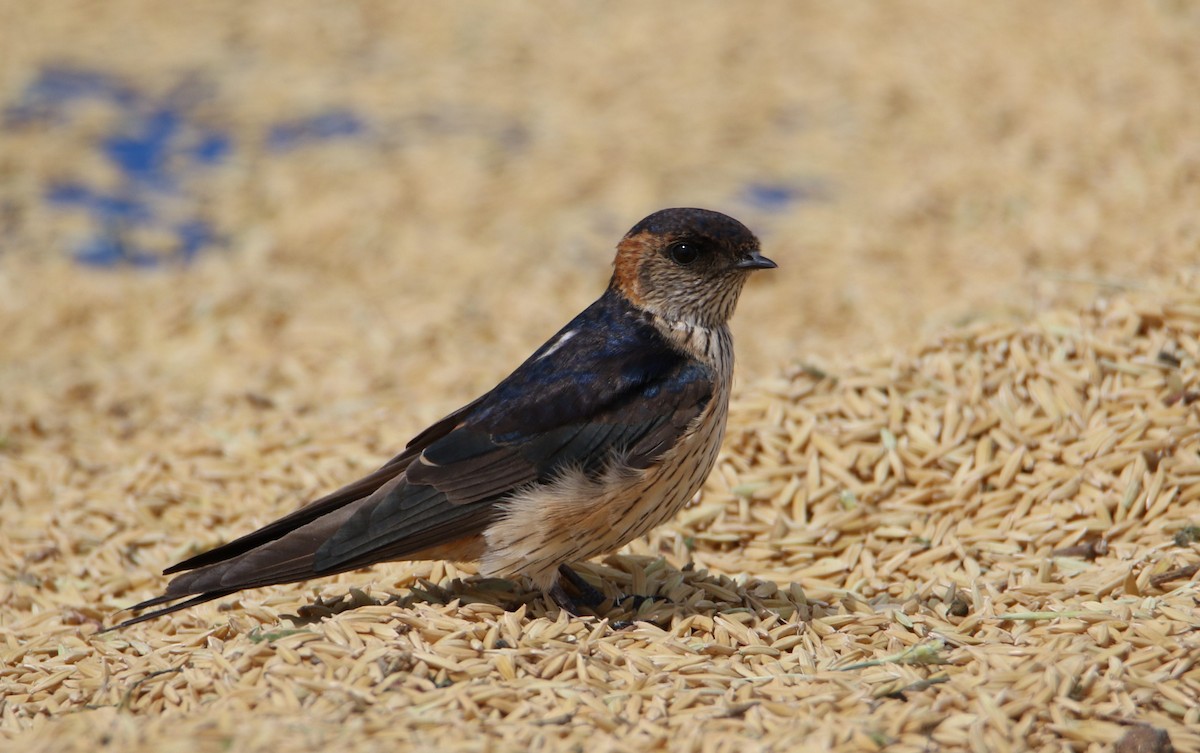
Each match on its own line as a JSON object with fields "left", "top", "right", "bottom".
{"left": 160, "top": 398, "right": 483, "bottom": 574}
{"left": 313, "top": 299, "right": 713, "bottom": 571}
{"left": 111, "top": 295, "right": 711, "bottom": 629}
{"left": 103, "top": 401, "right": 486, "bottom": 630}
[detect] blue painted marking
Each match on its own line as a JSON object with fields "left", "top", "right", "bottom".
{"left": 175, "top": 219, "right": 218, "bottom": 262}
{"left": 74, "top": 234, "right": 161, "bottom": 268}
{"left": 5, "top": 66, "right": 240, "bottom": 266}
{"left": 45, "top": 183, "right": 155, "bottom": 224}
{"left": 102, "top": 108, "right": 183, "bottom": 189}
{"left": 190, "top": 130, "right": 232, "bottom": 164}
{"left": 738, "top": 180, "right": 829, "bottom": 214}
{"left": 3, "top": 66, "right": 138, "bottom": 124}
{"left": 7, "top": 65, "right": 532, "bottom": 268}
{"left": 743, "top": 183, "right": 802, "bottom": 211}
{"left": 267, "top": 110, "right": 366, "bottom": 151}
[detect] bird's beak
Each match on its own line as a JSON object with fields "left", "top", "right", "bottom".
{"left": 735, "top": 251, "right": 778, "bottom": 270}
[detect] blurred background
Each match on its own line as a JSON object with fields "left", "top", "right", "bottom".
{"left": 2, "top": 0, "right": 1198, "bottom": 414}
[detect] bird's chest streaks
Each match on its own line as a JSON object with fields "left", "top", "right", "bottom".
{"left": 480, "top": 326, "right": 734, "bottom": 589}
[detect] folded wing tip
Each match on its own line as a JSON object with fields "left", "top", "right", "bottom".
{"left": 98, "top": 590, "right": 237, "bottom": 634}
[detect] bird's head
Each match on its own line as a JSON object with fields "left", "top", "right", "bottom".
{"left": 611, "top": 208, "right": 775, "bottom": 328}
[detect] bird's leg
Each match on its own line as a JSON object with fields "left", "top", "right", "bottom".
{"left": 548, "top": 564, "right": 672, "bottom": 621}
{"left": 548, "top": 564, "right": 608, "bottom": 615}
{"left": 558, "top": 563, "right": 608, "bottom": 607}
{"left": 547, "top": 581, "right": 585, "bottom": 615}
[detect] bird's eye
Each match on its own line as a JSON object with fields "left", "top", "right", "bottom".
{"left": 667, "top": 242, "right": 700, "bottom": 266}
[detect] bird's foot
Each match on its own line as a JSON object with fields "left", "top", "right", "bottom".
{"left": 549, "top": 564, "right": 672, "bottom": 625}
{"left": 548, "top": 564, "right": 608, "bottom": 615}
{"left": 606, "top": 592, "right": 672, "bottom": 630}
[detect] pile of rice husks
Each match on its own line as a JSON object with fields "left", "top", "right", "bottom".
{"left": 5, "top": 3, "right": 1200, "bottom": 752}
{"left": 4, "top": 271, "right": 1198, "bottom": 752}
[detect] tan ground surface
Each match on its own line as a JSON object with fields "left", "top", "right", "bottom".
{"left": 3, "top": 2, "right": 1199, "bottom": 751}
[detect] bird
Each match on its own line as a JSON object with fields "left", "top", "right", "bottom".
{"left": 106, "top": 207, "right": 776, "bottom": 630}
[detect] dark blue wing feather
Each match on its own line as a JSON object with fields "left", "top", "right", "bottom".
{"left": 313, "top": 290, "right": 713, "bottom": 571}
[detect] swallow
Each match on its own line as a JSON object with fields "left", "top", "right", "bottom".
{"left": 107, "top": 207, "right": 776, "bottom": 630}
